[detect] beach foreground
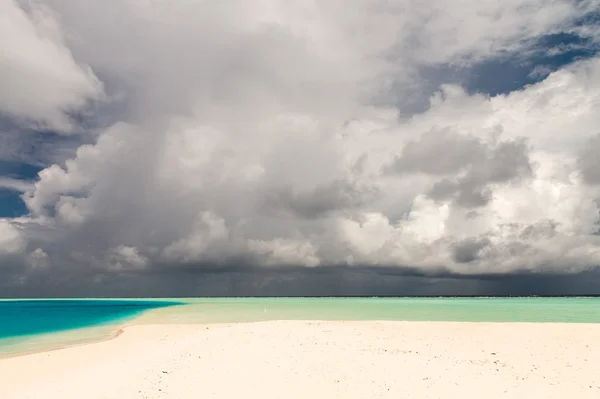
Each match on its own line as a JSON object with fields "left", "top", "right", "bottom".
{"left": 2, "top": 321, "right": 600, "bottom": 399}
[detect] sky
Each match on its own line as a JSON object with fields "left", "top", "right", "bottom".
{"left": 1, "top": 0, "right": 600, "bottom": 297}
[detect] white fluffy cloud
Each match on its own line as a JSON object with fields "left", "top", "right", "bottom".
{"left": 0, "top": 219, "right": 26, "bottom": 255}
{"left": 4, "top": 0, "right": 600, "bottom": 276}
{"left": 0, "top": 0, "right": 102, "bottom": 132}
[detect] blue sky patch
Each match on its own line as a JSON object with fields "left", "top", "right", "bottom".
{"left": 0, "top": 161, "right": 41, "bottom": 218}
{"left": 0, "top": 160, "right": 43, "bottom": 181}
{"left": 395, "top": 25, "right": 599, "bottom": 116}
{"left": 462, "top": 32, "right": 599, "bottom": 96}
{"left": 0, "top": 189, "right": 29, "bottom": 218}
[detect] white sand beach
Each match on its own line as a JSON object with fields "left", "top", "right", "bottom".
{"left": 2, "top": 321, "right": 600, "bottom": 399}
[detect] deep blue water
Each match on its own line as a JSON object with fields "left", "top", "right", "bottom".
{"left": 0, "top": 299, "right": 180, "bottom": 340}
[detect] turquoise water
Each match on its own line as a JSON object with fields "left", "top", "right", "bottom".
{"left": 0, "top": 299, "right": 181, "bottom": 357}
{"left": 139, "top": 297, "right": 600, "bottom": 324}
{"left": 2, "top": 297, "right": 600, "bottom": 357}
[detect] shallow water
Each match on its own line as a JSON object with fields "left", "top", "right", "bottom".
{"left": 2, "top": 297, "right": 600, "bottom": 357}
{"left": 137, "top": 297, "right": 600, "bottom": 324}
{"left": 0, "top": 299, "right": 180, "bottom": 357}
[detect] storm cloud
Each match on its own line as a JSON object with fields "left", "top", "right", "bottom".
{"left": 1, "top": 0, "right": 600, "bottom": 296}
{"left": 389, "top": 130, "right": 533, "bottom": 207}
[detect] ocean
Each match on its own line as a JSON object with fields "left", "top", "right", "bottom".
{"left": 2, "top": 297, "right": 600, "bottom": 357}
{"left": 0, "top": 299, "right": 180, "bottom": 357}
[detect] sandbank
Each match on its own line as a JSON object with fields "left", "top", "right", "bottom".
{"left": 2, "top": 321, "right": 600, "bottom": 398}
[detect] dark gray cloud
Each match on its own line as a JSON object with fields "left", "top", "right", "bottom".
{"left": 3, "top": 264, "right": 600, "bottom": 298}
{"left": 390, "top": 131, "right": 533, "bottom": 208}
{"left": 427, "top": 179, "right": 493, "bottom": 208}
{"left": 577, "top": 133, "right": 600, "bottom": 185}
{"left": 389, "top": 129, "right": 486, "bottom": 175}
{"left": 443, "top": 139, "right": 532, "bottom": 207}
{"left": 452, "top": 237, "right": 491, "bottom": 264}
{"left": 261, "top": 180, "right": 377, "bottom": 219}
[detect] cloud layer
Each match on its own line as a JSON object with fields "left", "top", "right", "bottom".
{"left": 2, "top": 0, "right": 600, "bottom": 292}
{"left": 0, "top": 0, "right": 102, "bottom": 131}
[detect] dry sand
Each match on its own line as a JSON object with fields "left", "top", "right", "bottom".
{"left": 2, "top": 321, "right": 600, "bottom": 398}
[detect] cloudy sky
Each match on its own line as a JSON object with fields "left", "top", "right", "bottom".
{"left": 1, "top": 0, "right": 600, "bottom": 297}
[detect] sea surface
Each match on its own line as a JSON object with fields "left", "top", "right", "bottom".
{"left": 0, "top": 299, "right": 180, "bottom": 357}
{"left": 2, "top": 297, "right": 600, "bottom": 357}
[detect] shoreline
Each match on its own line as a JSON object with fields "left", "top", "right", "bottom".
{"left": 5, "top": 317, "right": 600, "bottom": 360}
{"left": 4, "top": 296, "right": 600, "bottom": 358}
{"left": 0, "top": 326, "right": 126, "bottom": 360}
{"left": 0, "top": 298, "right": 186, "bottom": 359}
{"left": 2, "top": 320, "right": 600, "bottom": 398}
